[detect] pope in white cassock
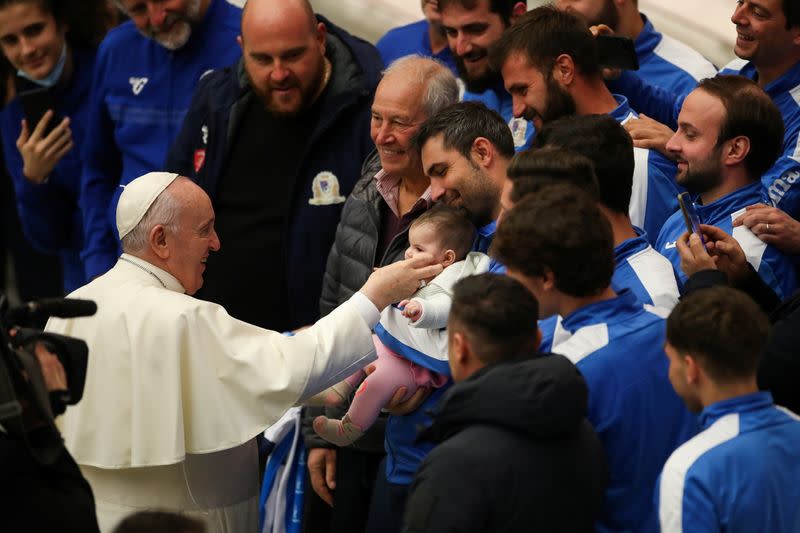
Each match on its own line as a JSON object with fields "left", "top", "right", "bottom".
{"left": 45, "top": 172, "right": 441, "bottom": 532}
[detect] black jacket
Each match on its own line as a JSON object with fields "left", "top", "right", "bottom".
{"left": 403, "top": 354, "right": 607, "bottom": 533}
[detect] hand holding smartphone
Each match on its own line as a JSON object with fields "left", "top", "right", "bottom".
{"left": 19, "top": 86, "right": 61, "bottom": 136}
{"left": 677, "top": 192, "right": 706, "bottom": 249}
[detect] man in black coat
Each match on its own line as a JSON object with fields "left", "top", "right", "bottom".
{"left": 403, "top": 274, "right": 607, "bottom": 533}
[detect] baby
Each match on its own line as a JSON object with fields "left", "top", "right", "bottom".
{"left": 311, "top": 205, "right": 491, "bottom": 446}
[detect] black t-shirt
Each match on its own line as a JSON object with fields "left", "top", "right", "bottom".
{"left": 199, "top": 96, "right": 318, "bottom": 330}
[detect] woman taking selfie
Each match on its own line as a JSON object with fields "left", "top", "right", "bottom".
{"left": 0, "top": 0, "right": 113, "bottom": 293}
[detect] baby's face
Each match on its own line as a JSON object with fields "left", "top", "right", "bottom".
{"left": 405, "top": 223, "right": 450, "bottom": 266}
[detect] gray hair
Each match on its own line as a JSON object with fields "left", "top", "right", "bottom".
{"left": 120, "top": 184, "right": 182, "bottom": 253}
{"left": 383, "top": 55, "right": 459, "bottom": 118}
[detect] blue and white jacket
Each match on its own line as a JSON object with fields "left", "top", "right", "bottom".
{"left": 463, "top": 80, "right": 535, "bottom": 151}
{"left": 376, "top": 19, "right": 457, "bottom": 76}
{"left": 80, "top": 0, "right": 242, "bottom": 279}
{"left": 609, "top": 95, "right": 681, "bottom": 242}
{"left": 656, "top": 392, "right": 800, "bottom": 533}
{"left": 0, "top": 47, "right": 96, "bottom": 293}
{"left": 634, "top": 15, "right": 717, "bottom": 98}
{"left": 539, "top": 290, "right": 698, "bottom": 533}
{"left": 655, "top": 182, "right": 798, "bottom": 299}
{"left": 612, "top": 59, "right": 800, "bottom": 217}
{"left": 613, "top": 228, "right": 680, "bottom": 310}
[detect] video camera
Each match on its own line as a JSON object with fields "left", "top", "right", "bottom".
{"left": 0, "top": 293, "right": 95, "bottom": 465}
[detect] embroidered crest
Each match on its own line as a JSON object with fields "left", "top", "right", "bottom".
{"left": 194, "top": 149, "right": 206, "bottom": 173}
{"left": 509, "top": 117, "right": 528, "bottom": 148}
{"left": 308, "top": 171, "right": 345, "bottom": 206}
{"left": 129, "top": 77, "right": 149, "bottom": 95}
{"left": 201, "top": 125, "right": 209, "bottom": 145}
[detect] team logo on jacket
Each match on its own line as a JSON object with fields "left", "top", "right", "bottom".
{"left": 509, "top": 117, "right": 528, "bottom": 148}
{"left": 129, "top": 77, "right": 149, "bottom": 95}
{"left": 308, "top": 172, "right": 346, "bottom": 206}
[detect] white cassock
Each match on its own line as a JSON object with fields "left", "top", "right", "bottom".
{"left": 47, "top": 254, "right": 378, "bottom": 532}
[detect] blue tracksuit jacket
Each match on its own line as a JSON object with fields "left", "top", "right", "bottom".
{"left": 0, "top": 47, "right": 96, "bottom": 292}
{"left": 633, "top": 14, "right": 717, "bottom": 97}
{"left": 655, "top": 182, "right": 798, "bottom": 300}
{"left": 80, "top": 0, "right": 242, "bottom": 279}
{"left": 613, "top": 227, "right": 680, "bottom": 309}
{"left": 609, "top": 95, "right": 681, "bottom": 242}
{"left": 656, "top": 392, "right": 800, "bottom": 533}
{"left": 540, "top": 290, "right": 698, "bottom": 533}
{"left": 376, "top": 19, "right": 457, "bottom": 75}
{"left": 611, "top": 59, "right": 800, "bottom": 217}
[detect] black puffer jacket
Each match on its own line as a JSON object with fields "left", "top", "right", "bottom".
{"left": 305, "top": 151, "right": 428, "bottom": 451}
{"left": 318, "top": 150, "right": 417, "bottom": 316}
{"left": 403, "top": 354, "right": 608, "bottom": 533}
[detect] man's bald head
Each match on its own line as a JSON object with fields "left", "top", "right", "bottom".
{"left": 238, "top": 0, "right": 329, "bottom": 116}
{"left": 241, "top": 0, "right": 317, "bottom": 37}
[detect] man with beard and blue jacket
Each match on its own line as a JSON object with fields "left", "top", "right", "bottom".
{"left": 494, "top": 185, "right": 697, "bottom": 533}
{"left": 615, "top": 0, "right": 800, "bottom": 217}
{"left": 655, "top": 75, "right": 797, "bottom": 300}
{"left": 491, "top": 6, "right": 681, "bottom": 243}
{"left": 165, "top": 0, "right": 382, "bottom": 332}
{"left": 659, "top": 287, "right": 800, "bottom": 533}
{"left": 403, "top": 274, "right": 607, "bottom": 533}
{"left": 81, "top": 0, "right": 243, "bottom": 280}
{"left": 438, "top": 0, "right": 535, "bottom": 151}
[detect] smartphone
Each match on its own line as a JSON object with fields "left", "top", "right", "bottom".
{"left": 19, "top": 86, "right": 60, "bottom": 136}
{"left": 596, "top": 35, "right": 639, "bottom": 71}
{"left": 677, "top": 192, "right": 705, "bottom": 247}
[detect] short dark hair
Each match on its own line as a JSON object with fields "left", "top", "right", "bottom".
{"left": 506, "top": 147, "right": 599, "bottom": 203}
{"left": 492, "top": 184, "right": 614, "bottom": 296}
{"left": 697, "top": 75, "right": 784, "bottom": 180}
{"left": 410, "top": 204, "right": 476, "bottom": 260}
{"left": 532, "top": 114, "right": 634, "bottom": 214}
{"left": 113, "top": 511, "right": 205, "bottom": 533}
{"left": 450, "top": 273, "right": 540, "bottom": 364}
{"left": 412, "top": 101, "right": 515, "bottom": 162}
{"left": 782, "top": 0, "right": 800, "bottom": 29}
{"left": 489, "top": 6, "right": 600, "bottom": 78}
{"left": 667, "top": 287, "right": 770, "bottom": 384}
{"left": 438, "top": 0, "right": 519, "bottom": 26}
{"left": 0, "top": 0, "right": 114, "bottom": 46}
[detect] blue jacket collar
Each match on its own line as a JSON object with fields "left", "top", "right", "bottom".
{"left": 472, "top": 219, "right": 497, "bottom": 254}
{"left": 634, "top": 14, "right": 661, "bottom": 57}
{"left": 614, "top": 226, "right": 651, "bottom": 263}
{"left": 735, "top": 59, "right": 800, "bottom": 100}
{"left": 699, "top": 391, "right": 774, "bottom": 430}
{"left": 561, "top": 289, "right": 640, "bottom": 333}
{"left": 608, "top": 94, "right": 636, "bottom": 124}
{"left": 695, "top": 182, "right": 762, "bottom": 224}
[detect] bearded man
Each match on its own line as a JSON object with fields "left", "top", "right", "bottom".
{"left": 165, "top": 0, "right": 382, "bottom": 331}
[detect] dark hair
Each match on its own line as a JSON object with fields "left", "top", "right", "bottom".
{"left": 507, "top": 146, "right": 599, "bottom": 203}
{"left": 782, "top": 0, "right": 800, "bottom": 29}
{"left": 438, "top": 0, "right": 520, "bottom": 26}
{"left": 450, "top": 273, "right": 540, "bottom": 364}
{"left": 113, "top": 511, "right": 205, "bottom": 533}
{"left": 697, "top": 75, "right": 784, "bottom": 180}
{"left": 412, "top": 101, "right": 515, "bottom": 162}
{"left": 667, "top": 287, "right": 770, "bottom": 384}
{"left": 0, "top": 0, "right": 114, "bottom": 47}
{"left": 410, "top": 204, "right": 476, "bottom": 260}
{"left": 492, "top": 184, "right": 614, "bottom": 296}
{"left": 489, "top": 6, "right": 599, "bottom": 78}
{"left": 532, "top": 114, "right": 634, "bottom": 214}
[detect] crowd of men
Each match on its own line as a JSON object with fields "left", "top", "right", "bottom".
{"left": 3, "top": 0, "right": 800, "bottom": 532}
